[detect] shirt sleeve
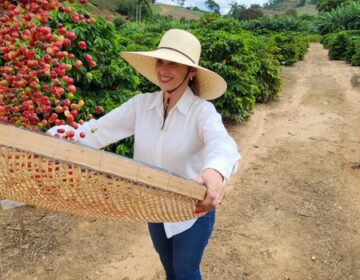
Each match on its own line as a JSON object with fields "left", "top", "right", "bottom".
{"left": 47, "top": 94, "right": 140, "bottom": 149}
{"left": 198, "top": 102, "right": 241, "bottom": 180}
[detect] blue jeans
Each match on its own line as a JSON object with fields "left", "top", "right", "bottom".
{"left": 148, "top": 210, "right": 215, "bottom": 280}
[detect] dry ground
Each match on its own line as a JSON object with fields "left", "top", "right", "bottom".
{"left": 1, "top": 43, "right": 360, "bottom": 280}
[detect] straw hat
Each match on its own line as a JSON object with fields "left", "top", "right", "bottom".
{"left": 120, "top": 29, "right": 227, "bottom": 100}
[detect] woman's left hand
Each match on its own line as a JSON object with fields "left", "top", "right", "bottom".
{"left": 194, "top": 168, "right": 225, "bottom": 214}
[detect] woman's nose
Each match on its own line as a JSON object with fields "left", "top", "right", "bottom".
{"left": 158, "top": 63, "right": 169, "bottom": 72}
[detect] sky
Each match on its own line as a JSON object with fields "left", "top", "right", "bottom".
{"left": 155, "top": 0, "right": 269, "bottom": 14}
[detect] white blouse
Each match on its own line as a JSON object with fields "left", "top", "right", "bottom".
{"left": 48, "top": 87, "right": 241, "bottom": 238}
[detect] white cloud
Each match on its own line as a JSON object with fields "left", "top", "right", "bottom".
{"left": 155, "top": 0, "right": 269, "bottom": 15}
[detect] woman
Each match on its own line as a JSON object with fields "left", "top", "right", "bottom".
{"left": 48, "top": 29, "right": 240, "bottom": 279}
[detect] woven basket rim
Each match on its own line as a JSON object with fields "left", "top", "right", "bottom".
{"left": 0, "top": 122, "right": 206, "bottom": 201}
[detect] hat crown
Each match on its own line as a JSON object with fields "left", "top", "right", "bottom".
{"left": 158, "top": 29, "right": 201, "bottom": 65}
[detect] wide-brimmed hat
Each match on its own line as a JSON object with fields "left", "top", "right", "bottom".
{"left": 120, "top": 29, "right": 227, "bottom": 100}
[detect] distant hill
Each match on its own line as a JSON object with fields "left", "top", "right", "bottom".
{"left": 263, "top": 0, "right": 318, "bottom": 15}
{"left": 88, "top": 1, "right": 207, "bottom": 21}
{"left": 87, "top": 0, "right": 317, "bottom": 22}
{"left": 152, "top": 4, "right": 206, "bottom": 20}
{"left": 296, "top": 0, "right": 318, "bottom": 16}
{"left": 264, "top": 0, "right": 301, "bottom": 11}
{"left": 89, "top": 0, "right": 119, "bottom": 11}
{"left": 88, "top": 0, "right": 121, "bottom": 20}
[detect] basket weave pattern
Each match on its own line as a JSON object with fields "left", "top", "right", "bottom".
{"left": 0, "top": 146, "right": 200, "bottom": 222}
{"left": 0, "top": 124, "right": 206, "bottom": 222}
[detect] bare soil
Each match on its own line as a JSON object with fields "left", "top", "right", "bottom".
{"left": 1, "top": 43, "right": 360, "bottom": 280}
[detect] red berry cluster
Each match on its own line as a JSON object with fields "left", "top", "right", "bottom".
{"left": 0, "top": 0, "right": 97, "bottom": 140}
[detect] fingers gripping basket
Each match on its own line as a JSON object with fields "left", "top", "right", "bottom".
{"left": 0, "top": 123, "right": 207, "bottom": 222}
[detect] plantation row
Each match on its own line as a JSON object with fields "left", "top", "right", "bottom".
{"left": 321, "top": 30, "right": 360, "bottom": 66}
{"left": 317, "top": 1, "right": 360, "bottom": 66}
{"left": 117, "top": 15, "right": 310, "bottom": 121}
{"left": 5, "top": 0, "right": 359, "bottom": 156}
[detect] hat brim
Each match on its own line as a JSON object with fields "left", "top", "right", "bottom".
{"left": 120, "top": 49, "right": 227, "bottom": 100}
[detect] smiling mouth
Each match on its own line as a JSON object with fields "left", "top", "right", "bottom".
{"left": 159, "top": 76, "right": 173, "bottom": 83}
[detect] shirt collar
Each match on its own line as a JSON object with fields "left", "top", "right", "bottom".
{"left": 176, "top": 87, "right": 195, "bottom": 115}
{"left": 147, "top": 87, "right": 195, "bottom": 116}
{"left": 147, "top": 90, "right": 163, "bottom": 117}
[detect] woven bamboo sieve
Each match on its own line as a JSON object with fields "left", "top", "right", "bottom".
{"left": 0, "top": 122, "right": 207, "bottom": 222}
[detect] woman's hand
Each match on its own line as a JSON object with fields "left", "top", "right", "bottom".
{"left": 194, "top": 168, "right": 225, "bottom": 214}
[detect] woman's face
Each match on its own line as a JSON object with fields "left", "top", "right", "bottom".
{"left": 155, "top": 59, "right": 193, "bottom": 93}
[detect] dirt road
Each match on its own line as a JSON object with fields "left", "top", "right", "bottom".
{"left": 1, "top": 43, "right": 360, "bottom": 280}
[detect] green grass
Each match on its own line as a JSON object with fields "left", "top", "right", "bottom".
{"left": 152, "top": 4, "right": 206, "bottom": 20}
{"left": 261, "top": 8, "right": 284, "bottom": 16}
{"left": 306, "top": 34, "right": 322, "bottom": 42}
{"left": 296, "top": 1, "right": 318, "bottom": 16}
{"left": 263, "top": 0, "right": 301, "bottom": 12}
{"left": 151, "top": 5, "right": 161, "bottom": 15}
{"left": 88, "top": 1, "right": 206, "bottom": 21}
{"left": 263, "top": 0, "right": 318, "bottom": 16}
{"left": 87, "top": 0, "right": 317, "bottom": 21}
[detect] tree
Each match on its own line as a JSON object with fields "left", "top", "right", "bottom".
{"left": 116, "top": 0, "right": 153, "bottom": 22}
{"left": 205, "top": 0, "right": 220, "bottom": 14}
{"left": 238, "top": 8, "right": 264, "bottom": 20}
{"left": 171, "top": 0, "right": 185, "bottom": 7}
{"left": 250, "top": 4, "right": 262, "bottom": 9}
{"left": 228, "top": 1, "right": 246, "bottom": 19}
{"left": 298, "top": 0, "right": 306, "bottom": 7}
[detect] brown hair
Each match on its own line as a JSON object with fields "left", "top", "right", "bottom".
{"left": 188, "top": 66, "right": 199, "bottom": 96}
{"left": 189, "top": 78, "right": 199, "bottom": 96}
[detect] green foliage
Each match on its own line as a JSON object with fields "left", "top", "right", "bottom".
{"left": 317, "top": 0, "right": 351, "bottom": 12}
{"left": 320, "top": 32, "right": 337, "bottom": 48}
{"left": 227, "top": 1, "right": 246, "bottom": 19}
{"left": 50, "top": 11, "right": 144, "bottom": 156}
{"left": 252, "top": 37, "right": 282, "bottom": 103}
{"left": 51, "top": 12, "right": 140, "bottom": 91}
{"left": 350, "top": 48, "right": 360, "bottom": 66}
{"left": 45, "top": 12, "right": 308, "bottom": 151}
{"left": 298, "top": 0, "right": 307, "bottom": 7}
{"left": 322, "top": 30, "right": 360, "bottom": 64}
{"left": 115, "top": 0, "right": 153, "bottom": 21}
{"left": 263, "top": 0, "right": 303, "bottom": 11}
{"left": 250, "top": 4, "right": 262, "bottom": 9}
{"left": 0, "top": 2, "right": 314, "bottom": 156}
{"left": 113, "top": 16, "right": 128, "bottom": 29}
{"left": 285, "top": 8, "right": 298, "bottom": 17}
{"left": 327, "top": 31, "right": 349, "bottom": 59}
{"left": 316, "top": 1, "right": 360, "bottom": 34}
{"left": 299, "top": 14, "right": 317, "bottom": 20}
{"left": 194, "top": 30, "right": 257, "bottom": 122}
{"left": 306, "top": 33, "right": 322, "bottom": 42}
{"left": 269, "top": 32, "right": 310, "bottom": 65}
{"left": 193, "top": 14, "right": 243, "bottom": 33}
{"left": 240, "top": 16, "right": 315, "bottom": 34}
{"left": 192, "top": 26, "right": 284, "bottom": 120}
{"left": 237, "top": 8, "right": 265, "bottom": 20}
{"left": 347, "top": 37, "right": 360, "bottom": 66}
{"left": 192, "top": 15, "right": 285, "bottom": 108}
{"left": 317, "top": 4, "right": 360, "bottom": 65}
{"left": 205, "top": 0, "right": 221, "bottom": 14}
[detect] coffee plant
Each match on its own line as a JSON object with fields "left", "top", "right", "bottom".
{"left": 0, "top": 0, "right": 95, "bottom": 139}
